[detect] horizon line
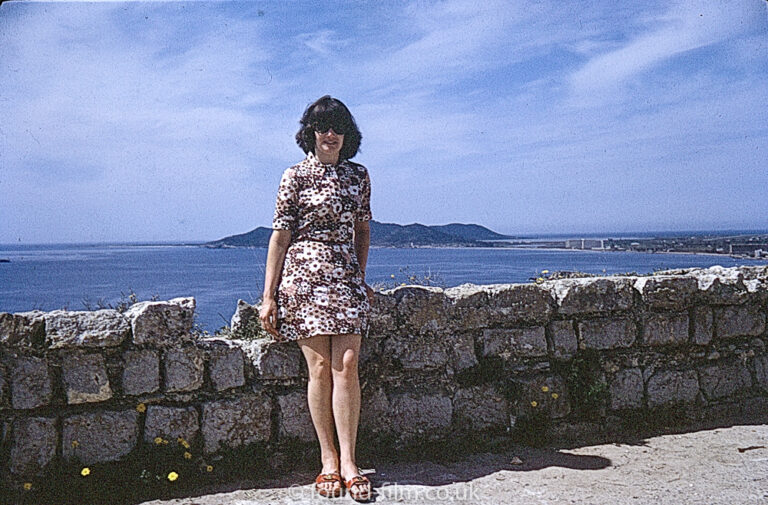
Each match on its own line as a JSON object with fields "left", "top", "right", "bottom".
{"left": 3, "top": 225, "right": 768, "bottom": 248}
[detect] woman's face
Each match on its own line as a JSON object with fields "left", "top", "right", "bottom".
{"left": 314, "top": 127, "right": 344, "bottom": 161}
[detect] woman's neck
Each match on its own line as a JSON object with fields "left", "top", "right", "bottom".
{"left": 314, "top": 150, "right": 339, "bottom": 165}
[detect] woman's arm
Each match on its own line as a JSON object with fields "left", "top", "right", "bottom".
{"left": 354, "top": 220, "right": 374, "bottom": 303}
{"left": 260, "top": 229, "right": 292, "bottom": 338}
{"left": 353, "top": 221, "right": 370, "bottom": 280}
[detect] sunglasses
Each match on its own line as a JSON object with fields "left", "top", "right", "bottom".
{"left": 311, "top": 120, "right": 350, "bottom": 135}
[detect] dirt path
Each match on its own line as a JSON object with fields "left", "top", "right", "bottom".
{"left": 140, "top": 423, "right": 768, "bottom": 505}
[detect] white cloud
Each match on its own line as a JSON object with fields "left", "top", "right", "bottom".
{"left": 569, "top": 0, "right": 768, "bottom": 96}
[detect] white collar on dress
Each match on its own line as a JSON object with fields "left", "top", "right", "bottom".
{"left": 306, "top": 151, "right": 346, "bottom": 176}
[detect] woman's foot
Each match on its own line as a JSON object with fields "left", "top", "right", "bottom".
{"left": 314, "top": 471, "right": 343, "bottom": 498}
{"left": 341, "top": 466, "right": 371, "bottom": 502}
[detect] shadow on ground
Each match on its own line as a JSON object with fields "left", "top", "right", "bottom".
{"left": 5, "top": 408, "right": 767, "bottom": 505}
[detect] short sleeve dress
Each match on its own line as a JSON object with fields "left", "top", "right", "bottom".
{"left": 271, "top": 151, "right": 372, "bottom": 341}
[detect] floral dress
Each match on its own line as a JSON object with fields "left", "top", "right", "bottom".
{"left": 271, "top": 151, "right": 372, "bottom": 341}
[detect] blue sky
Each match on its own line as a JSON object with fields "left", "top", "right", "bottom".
{"left": 1, "top": 0, "right": 767, "bottom": 244}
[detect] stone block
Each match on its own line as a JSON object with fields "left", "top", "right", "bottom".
{"left": 514, "top": 374, "right": 570, "bottom": 419}
{"left": 61, "top": 352, "right": 112, "bottom": 404}
{"left": 388, "top": 391, "right": 452, "bottom": 441}
{"left": 367, "top": 292, "right": 398, "bottom": 337}
{"left": 549, "top": 278, "right": 634, "bottom": 315}
{"left": 44, "top": 309, "right": 129, "bottom": 348}
{"left": 242, "top": 339, "right": 303, "bottom": 379}
{"left": 484, "top": 284, "right": 555, "bottom": 325}
{"left": 646, "top": 369, "right": 699, "bottom": 407}
{"left": 453, "top": 384, "right": 510, "bottom": 430}
{"left": 578, "top": 318, "right": 636, "bottom": 350}
{"left": 124, "top": 297, "right": 195, "bottom": 346}
{"left": 692, "top": 306, "right": 713, "bottom": 345}
{"left": 11, "top": 355, "right": 53, "bottom": 410}
{"left": 0, "top": 311, "right": 45, "bottom": 347}
{"left": 548, "top": 320, "right": 577, "bottom": 359}
{"left": 163, "top": 346, "right": 204, "bottom": 392}
{"left": 755, "top": 355, "right": 768, "bottom": 392}
{"left": 0, "top": 362, "right": 7, "bottom": 407}
{"left": 208, "top": 344, "right": 246, "bottom": 391}
{"left": 634, "top": 276, "right": 698, "bottom": 310}
{"left": 63, "top": 410, "right": 140, "bottom": 465}
{"left": 201, "top": 394, "right": 272, "bottom": 454}
{"left": 698, "top": 361, "right": 752, "bottom": 400}
{"left": 688, "top": 266, "right": 750, "bottom": 305}
{"left": 383, "top": 334, "right": 449, "bottom": 370}
{"left": 481, "top": 327, "right": 547, "bottom": 358}
{"left": 444, "top": 284, "right": 491, "bottom": 329}
{"left": 450, "top": 333, "right": 478, "bottom": 371}
{"left": 359, "top": 387, "right": 392, "bottom": 437}
{"left": 230, "top": 299, "right": 260, "bottom": 337}
{"left": 609, "top": 368, "right": 644, "bottom": 410}
{"left": 144, "top": 406, "right": 199, "bottom": 444}
{"left": 9, "top": 417, "right": 58, "bottom": 476}
{"left": 643, "top": 312, "right": 689, "bottom": 346}
{"left": 391, "top": 285, "right": 450, "bottom": 334}
{"left": 122, "top": 349, "right": 160, "bottom": 395}
{"left": 714, "top": 304, "right": 766, "bottom": 339}
{"left": 277, "top": 391, "right": 314, "bottom": 442}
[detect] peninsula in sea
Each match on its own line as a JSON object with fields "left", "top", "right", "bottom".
{"left": 203, "top": 221, "right": 512, "bottom": 248}
{"left": 202, "top": 222, "right": 768, "bottom": 259}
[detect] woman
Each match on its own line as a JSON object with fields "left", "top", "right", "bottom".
{"left": 260, "top": 95, "right": 374, "bottom": 501}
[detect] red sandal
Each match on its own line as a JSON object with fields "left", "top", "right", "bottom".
{"left": 344, "top": 474, "right": 372, "bottom": 502}
{"left": 314, "top": 471, "right": 343, "bottom": 498}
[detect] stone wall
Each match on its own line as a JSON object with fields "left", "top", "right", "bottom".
{"left": 1, "top": 265, "right": 767, "bottom": 485}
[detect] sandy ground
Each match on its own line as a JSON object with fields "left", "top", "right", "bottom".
{"left": 139, "top": 423, "right": 768, "bottom": 505}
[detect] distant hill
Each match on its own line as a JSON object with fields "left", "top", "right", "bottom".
{"left": 430, "top": 223, "right": 512, "bottom": 241}
{"left": 203, "top": 220, "right": 514, "bottom": 248}
{"left": 203, "top": 228, "right": 273, "bottom": 248}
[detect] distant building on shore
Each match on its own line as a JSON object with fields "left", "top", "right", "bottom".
{"left": 566, "top": 238, "right": 605, "bottom": 250}
{"left": 730, "top": 243, "right": 768, "bottom": 258}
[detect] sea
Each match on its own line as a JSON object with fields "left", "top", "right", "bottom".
{"left": 2, "top": 235, "right": 767, "bottom": 333}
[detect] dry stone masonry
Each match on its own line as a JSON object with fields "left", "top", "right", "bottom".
{"left": 1, "top": 265, "right": 767, "bottom": 485}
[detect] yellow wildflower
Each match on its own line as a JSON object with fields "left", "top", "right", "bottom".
{"left": 390, "top": 274, "right": 395, "bottom": 278}
{"left": 536, "top": 277, "right": 544, "bottom": 283}
{"left": 184, "top": 452, "right": 192, "bottom": 460}
{"left": 71, "top": 440, "right": 79, "bottom": 448}
{"left": 541, "top": 386, "right": 549, "bottom": 392}
{"left": 400, "top": 282, "right": 406, "bottom": 286}
{"left": 551, "top": 393, "right": 559, "bottom": 399}
{"left": 154, "top": 437, "right": 164, "bottom": 445}
{"left": 541, "top": 269, "right": 549, "bottom": 274}
{"left": 81, "top": 467, "right": 90, "bottom": 477}
{"left": 530, "top": 400, "right": 538, "bottom": 407}
{"left": 162, "top": 439, "right": 169, "bottom": 445}
{"left": 136, "top": 403, "right": 146, "bottom": 413}
{"left": 23, "top": 482, "right": 32, "bottom": 491}
{"left": 167, "top": 471, "right": 178, "bottom": 482}
{"left": 206, "top": 465, "right": 214, "bottom": 472}
{"left": 178, "top": 437, "right": 190, "bottom": 449}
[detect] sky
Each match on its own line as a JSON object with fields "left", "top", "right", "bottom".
{"left": 0, "top": 0, "right": 767, "bottom": 244}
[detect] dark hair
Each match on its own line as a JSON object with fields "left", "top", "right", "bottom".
{"left": 295, "top": 95, "right": 362, "bottom": 160}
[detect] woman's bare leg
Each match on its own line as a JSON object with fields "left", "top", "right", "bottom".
{"left": 330, "top": 333, "right": 366, "bottom": 489}
{"left": 297, "top": 335, "right": 341, "bottom": 495}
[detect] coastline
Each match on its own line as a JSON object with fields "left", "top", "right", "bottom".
{"left": 367, "top": 244, "right": 767, "bottom": 261}
{"left": 3, "top": 242, "right": 766, "bottom": 264}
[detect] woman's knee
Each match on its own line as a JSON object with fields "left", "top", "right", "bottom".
{"left": 332, "top": 348, "right": 359, "bottom": 381}
{"left": 306, "top": 355, "right": 332, "bottom": 381}
{"left": 298, "top": 336, "right": 333, "bottom": 381}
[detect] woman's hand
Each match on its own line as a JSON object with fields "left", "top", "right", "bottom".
{"left": 259, "top": 297, "right": 283, "bottom": 340}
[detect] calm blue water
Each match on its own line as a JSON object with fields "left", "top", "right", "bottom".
{"left": 1, "top": 243, "right": 766, "bottom": 332}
